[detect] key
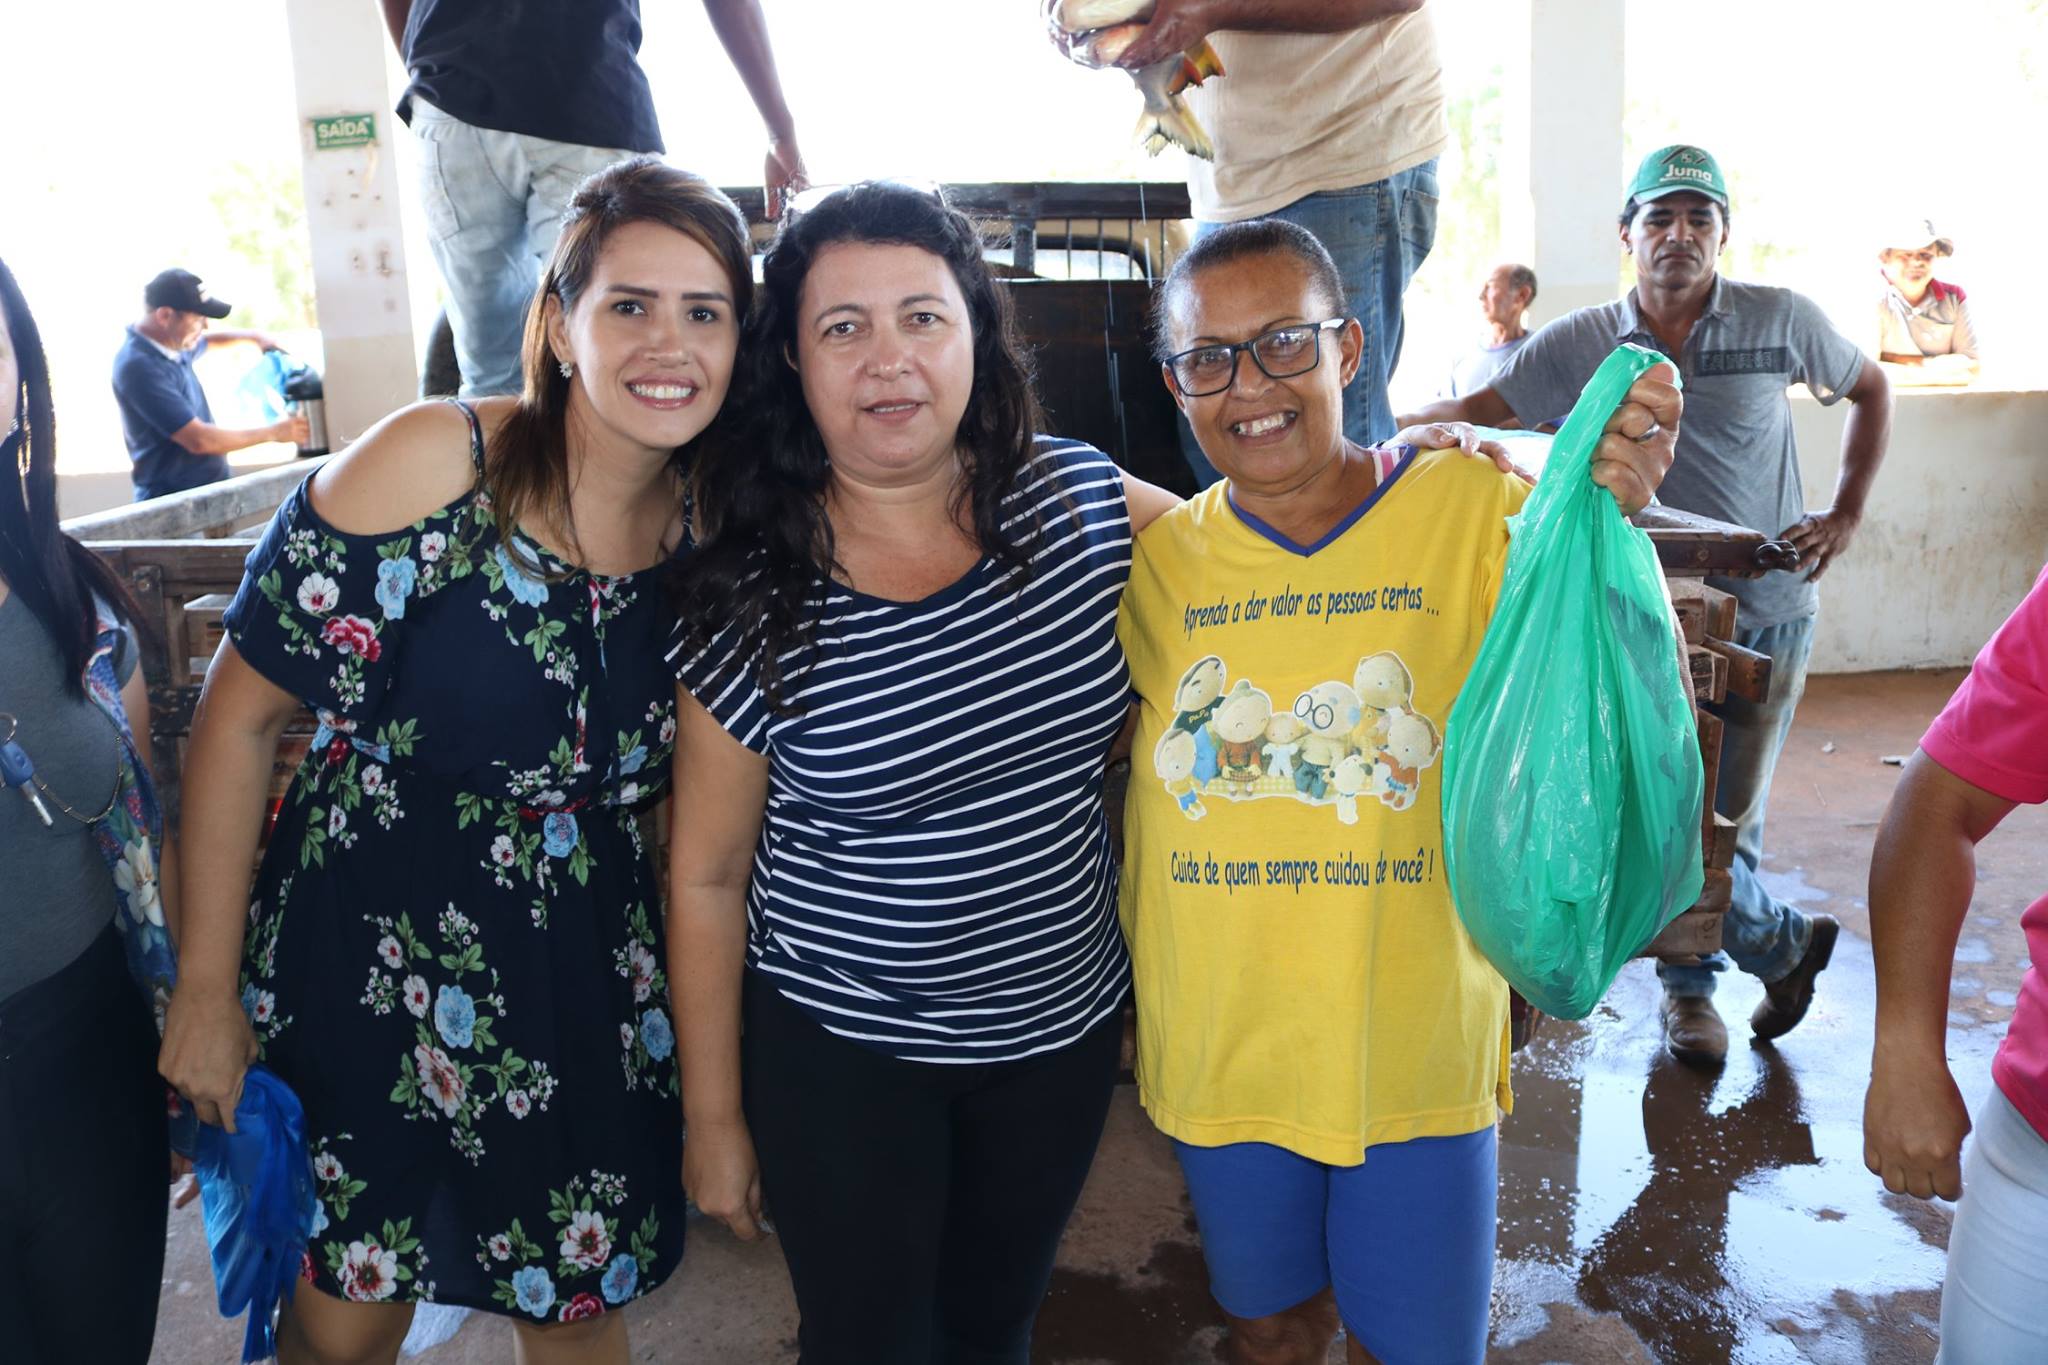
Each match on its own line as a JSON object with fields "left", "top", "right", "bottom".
{"left": 0, "top": 738, "right": 53, "bottom": 827}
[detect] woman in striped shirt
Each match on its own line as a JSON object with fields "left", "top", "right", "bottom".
{"left": 664, "top": 182, "right": 1178, "bottom": 1362}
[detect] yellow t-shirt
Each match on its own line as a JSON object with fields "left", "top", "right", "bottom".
{"left": 1117, "top": 448, "right": 1529, "bottom": 1165}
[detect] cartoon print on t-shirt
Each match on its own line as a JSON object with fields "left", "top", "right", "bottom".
{"left": 1351, "top": 651, "right": 1414, "bottom": 753}
{"left": 1171, "top": 655, "right": 1227, "bottom": 789}
{"left": 1154, "top": 728, "right": 1207, "bottom": 820}
{"left": 1151, "top": 651, "right": 1438, "bottom": 822}
{"left": 1260, "top": 711, "right": 1306, "bottom": 780}
{"left": 1172, "top": 655, "right": 1226, "bottom": 733}
{"left": 1294, "top": 679, "right": 1362, "bottom": 801}
{"left": 1332, "top": 753, "right": 1372, "bottom": 825}
{"left": 1212, "top": 679, "right": 1273, "bottom": 798}
{"left": 1368, "top": 709, "right": 1440, "bottom": 812}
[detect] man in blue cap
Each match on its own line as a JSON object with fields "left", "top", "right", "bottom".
{"left": 1404, "top": 144, "right": 1893, "bottom": 1065}
{"left": 111, "top": 269, "right": 307, "bottom": 502}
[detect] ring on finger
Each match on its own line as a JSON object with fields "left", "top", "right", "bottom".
{"left": 1633, "top": 421, "right": 1663, "bottom": 445}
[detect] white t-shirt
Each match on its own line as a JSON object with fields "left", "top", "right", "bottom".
{"left": 1182, "top": 10, "right": 1447, "bottom": 222}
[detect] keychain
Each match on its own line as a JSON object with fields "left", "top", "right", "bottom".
{"left": 0, "top": 713, "right": 55, "bottom": 827}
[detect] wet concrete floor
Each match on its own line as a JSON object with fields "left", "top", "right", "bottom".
{"left": 149, "top": 671, "right": 2045, "bottom": 1363}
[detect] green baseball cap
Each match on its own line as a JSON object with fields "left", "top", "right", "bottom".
{"left": 1626, "top": 145, "right": 1728, "bottom": 210}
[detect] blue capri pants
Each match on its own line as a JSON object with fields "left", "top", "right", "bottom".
{"left": 1174, "top": 1126, "right": 1496, "bottom": 1364}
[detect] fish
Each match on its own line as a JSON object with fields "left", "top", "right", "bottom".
{"left": 1052, "top": 0, "right": 1226, "bottom": 160}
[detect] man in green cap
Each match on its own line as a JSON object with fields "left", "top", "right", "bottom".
{"left": 1402, "top": 144, "right": 1893, "bottom": 1066}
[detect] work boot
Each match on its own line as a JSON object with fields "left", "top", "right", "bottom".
{"left": 1751, "top": 914, "right": 1841, "bottom": 1042}
{"left": 1660, "top": 994, "right": 1728, "bottom": 1067}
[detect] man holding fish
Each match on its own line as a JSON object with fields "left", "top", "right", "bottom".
{"left": 1047, "top": 1, "right": 1446, "bottom": 485}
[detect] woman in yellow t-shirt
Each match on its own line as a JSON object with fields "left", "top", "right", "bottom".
{"left": 1119, "top": 220, "right": 1680, "bottom": 1364}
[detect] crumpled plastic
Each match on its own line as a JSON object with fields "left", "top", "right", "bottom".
{"left": 1441, "top": 343, "right": 1705, "bottom": 1019}
{"left": 194, "top": 1066, "right": 319, "bottom": 1362}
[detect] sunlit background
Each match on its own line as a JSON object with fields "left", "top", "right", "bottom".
{"left": 8, "top": 0, "right": 2044, "bottom": 475}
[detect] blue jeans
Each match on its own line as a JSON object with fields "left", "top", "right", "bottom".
{"left": 409, "top": 96, "right": 635, "bottom": 397}
{"left": 1176, "top": 162, "right": 1441, "bottom": 488}
{"left": 1659, "top": 614, "right": 1818, "bottom": 999}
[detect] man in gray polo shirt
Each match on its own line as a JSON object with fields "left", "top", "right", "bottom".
{"left": 1403, "top": 144, "right": 1892, "bottom": 1066}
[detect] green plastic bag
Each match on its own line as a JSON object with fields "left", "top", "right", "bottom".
{"left": 1441, "top": 343, "right": 1704, "bottom": 1019}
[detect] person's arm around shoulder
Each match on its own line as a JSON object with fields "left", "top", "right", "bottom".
{"left": 1864, "top": 751, "right": 2017, "bottom": 1199}
{"left": 1782, "top": 357, "right": 1890, "bottom": 582}
{"left": 1124, "top": 471, "right": 1181, "bottom": 537}
{"left": 668, "top": 689, "right": 771, "bottom": 1240}
{"left": 305, "top": 398, "right": 498, "bottom": 536}
{"left": 1396, "top": 385, "right": 1518, "bottom": 433}
{"left": 700, "top": 0, "right": 806, "bottom": 215}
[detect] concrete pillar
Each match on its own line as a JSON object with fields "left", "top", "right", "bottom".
{"left": 282, "top": 0, "right": 417, "bottom": 443}
{"left": 1499, "top": 0, "right": 1627, "bottom": 328}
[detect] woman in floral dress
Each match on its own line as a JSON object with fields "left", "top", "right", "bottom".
{"left": 158, "top": 159, "right": 750, "bottom": 1364}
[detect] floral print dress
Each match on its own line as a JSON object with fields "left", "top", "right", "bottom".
{"left": 220, "top": 403, "right": 682, "bottom": 1322}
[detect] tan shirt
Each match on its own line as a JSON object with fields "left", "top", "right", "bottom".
{"left": 1877, "top": 278, "right": 1979, "bottom": 360}
{"left": 1181, "top": 9, "right": 1448, "bottom": 222}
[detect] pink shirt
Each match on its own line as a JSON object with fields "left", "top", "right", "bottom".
{"left": 1922, "top": 562, "right": 2048, "bottom": 1142}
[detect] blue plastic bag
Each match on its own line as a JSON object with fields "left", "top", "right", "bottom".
{"left": 1441, "top": 343, "right": 1704, "bottom": 1019}
{"left": 194, "top": 1066, "right": 319, "bottom": 1362}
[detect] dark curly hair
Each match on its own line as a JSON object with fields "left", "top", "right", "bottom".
{"left": 672, "top": 181, "right": 1046, "bottom": 712}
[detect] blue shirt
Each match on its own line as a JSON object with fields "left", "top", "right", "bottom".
{"left": 670, "top": 440, "right": 1134, "bottom": 1063}
{"left": 112, "top": 327, "right": 228, "bottom": 500}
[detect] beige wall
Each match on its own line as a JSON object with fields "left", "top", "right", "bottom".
{"left": 1794, "top": 386, "right": 2048, "bottom": 673}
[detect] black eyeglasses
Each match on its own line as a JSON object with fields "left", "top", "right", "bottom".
{"left": 1165, "top": 318, "right": 1346, "bottom": 397}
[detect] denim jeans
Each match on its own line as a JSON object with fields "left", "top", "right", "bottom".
{"left": 409, "top": 96, "right": 635, "bottom": 397}
{"left": 1176, "top": 161, "right": 1441, "bottom": 488}
{"left": 1659, "top": 614, "right": 1818, "bottom": 999}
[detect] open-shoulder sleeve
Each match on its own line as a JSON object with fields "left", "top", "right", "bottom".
{"left": 221, "top": 476, "right": 431, "bottom": 720}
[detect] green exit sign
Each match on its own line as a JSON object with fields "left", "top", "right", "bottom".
{"left": 312, "top": 114, "right": 377, "bottom": 150}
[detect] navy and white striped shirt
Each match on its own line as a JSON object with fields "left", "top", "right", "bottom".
{"left": 670, "top": 439, "right": 1133, "bottom": 1063}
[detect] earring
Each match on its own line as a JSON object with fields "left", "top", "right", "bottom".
{"left": 558, "top": 360, "right": 574, "bottom": 379}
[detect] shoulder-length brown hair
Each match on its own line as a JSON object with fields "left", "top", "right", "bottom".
{"left": 486, "top": 157, "right": 753, "bottom": 574}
